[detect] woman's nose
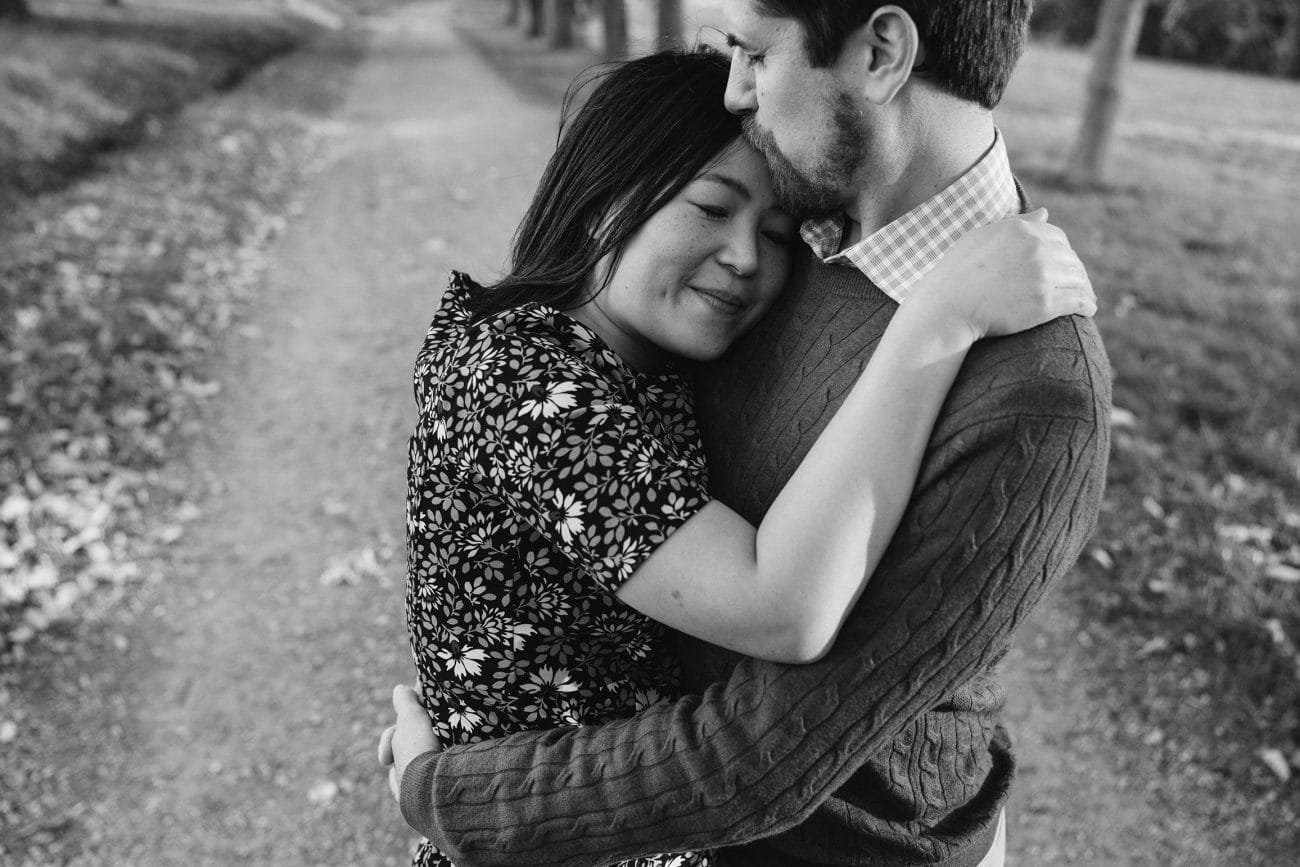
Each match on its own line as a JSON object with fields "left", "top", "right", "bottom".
{"left": 724, "top": 51, "right": 757, "bottom": 115}
{"left": 717, "top": 226, "right": 759, "bottom": 276}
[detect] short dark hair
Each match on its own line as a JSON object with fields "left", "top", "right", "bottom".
{"left": 467, "top": 49, "right": 740, "bottom": 318}
{"left": 752, "top": 0, "right": 1032, "bottom": 110}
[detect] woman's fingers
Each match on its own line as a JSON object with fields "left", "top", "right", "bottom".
{"left": 1007, "top": 207, "right": 1049, "bottom": 224}
{"left": 378, "top": 725, "right": 396, "bottom": 766}
{"left": 1051, "top": 283, "right": 1097, "bottom": 319}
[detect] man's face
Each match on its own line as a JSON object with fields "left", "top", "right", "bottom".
{"left": 720, "top": 0, "right": 866, "bottom": 218}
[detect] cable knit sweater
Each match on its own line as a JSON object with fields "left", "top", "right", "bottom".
{"left": 401, "top": 247, "right": 1112, "bottom": 867}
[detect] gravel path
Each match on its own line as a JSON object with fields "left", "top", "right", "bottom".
{"left": 3, "top": 1, "right": 1232, "bottom": 864}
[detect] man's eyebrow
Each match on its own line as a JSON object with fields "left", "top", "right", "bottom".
{"left": 723, "top": 31, "right": 756, "bottom": 51}
{"left": 697, "top": 172, "right": 752, "bottom": 199}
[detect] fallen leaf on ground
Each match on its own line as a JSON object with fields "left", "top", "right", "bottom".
{"left": 176, "top": 502, "right": 203, "bottom": 522}
{"left": 1217, "top": 524, "right": 1272, "bottom": 545}
{"left": 1263, "top": 619, "right": 1288, "bottom": 648}
{"left": 1111, "top": 406, "right": 1138, "bottom": 428}
{"left": 320, "top": 498, "right": 348, "bottom": 517}
{"left": 1136, "top": 637, "right": 1169, "bottom": 659}
{"left": 1264, "top": 563, "right": 1300, "bottom": 583}
{"left": 319, "top": 547, "right": 382, "bottom": 587}
{"left": 156, "top": 525, "right": 185, "bottom": 545}
{"left": 1257, "top": 748, "right": 1291, "bottom": 782}
{"left": 1087, "top": 547, "right": 1115, "bottom": 570}
{"left": 307, "top": 780, "right": 339, "bottom": 805}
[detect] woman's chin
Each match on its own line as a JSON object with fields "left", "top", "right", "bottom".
{"left": 672, "top": 341, "right": 733, "bottom": 364}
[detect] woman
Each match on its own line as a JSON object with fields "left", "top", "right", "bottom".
{"left": 391, "top": 49, "right": 1092, "bottom": 867}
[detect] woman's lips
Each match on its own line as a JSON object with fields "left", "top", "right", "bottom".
{"left": 689, "top": 285, "right": 746, "bottom": 315}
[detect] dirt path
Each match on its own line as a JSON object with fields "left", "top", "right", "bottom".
{"left": 11, "top": 2, "right": 554, "bottom": 863}
{"left": 6, "top": 2, "right": 1229, "bottom": 864}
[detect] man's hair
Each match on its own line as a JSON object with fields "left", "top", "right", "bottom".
{"left": 467, "top": 50, "right": 740, "bottom": 318}
{"left": 753, "top": 0, "right": 1032, "bottom": 110}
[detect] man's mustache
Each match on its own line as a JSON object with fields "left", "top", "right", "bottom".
{"left": 741, "top": 116, "right": 779, "bottom": 158}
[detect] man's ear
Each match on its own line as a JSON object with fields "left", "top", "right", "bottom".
{"left": 834, "top": 5, "right": 920, "bottom": 106}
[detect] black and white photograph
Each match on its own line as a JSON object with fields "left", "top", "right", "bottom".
{"left": 1, "top": 1, "right": 1297, "bottom": 864}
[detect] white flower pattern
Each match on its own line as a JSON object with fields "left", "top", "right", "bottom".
{"left": 406, "top": 274, "right": 713, "bottom": 867}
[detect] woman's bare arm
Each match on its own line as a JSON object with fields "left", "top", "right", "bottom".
{"left": 617, "top": 213, "right": 1095, "bottom": 662}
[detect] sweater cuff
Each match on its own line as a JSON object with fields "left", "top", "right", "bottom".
{"left": 400, "top": 750, "right": 448, "bottom": 847}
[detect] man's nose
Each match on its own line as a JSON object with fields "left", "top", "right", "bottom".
{"left": 724, "top": 51, "right": 757, "bottom": 115}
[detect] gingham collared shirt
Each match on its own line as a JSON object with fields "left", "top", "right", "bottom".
{"left": 800, "top": 129, "right": 1019, "bottom": 303}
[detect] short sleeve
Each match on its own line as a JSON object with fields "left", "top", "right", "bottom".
{"left": 423, "top": 324, "right": 712, "bottom": 595}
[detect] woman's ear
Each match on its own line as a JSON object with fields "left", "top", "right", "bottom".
{"left": 834, "top": 5, "right": 920, "bottom": 107}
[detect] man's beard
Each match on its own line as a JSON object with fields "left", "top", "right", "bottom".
{"left": 741, "top": 91, "right": 865, "bottom": 220}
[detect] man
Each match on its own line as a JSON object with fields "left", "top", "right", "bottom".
{"left": 383, "top": 2, "right": 1110, "bottom": 864}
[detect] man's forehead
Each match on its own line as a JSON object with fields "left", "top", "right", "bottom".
{"left": 721, "top": 0, "right": 769, "bottom": 36}
{"left": 725, "top": 0, "right": 797, "bottom": 46}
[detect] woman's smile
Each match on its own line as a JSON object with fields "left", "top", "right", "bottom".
{"left": 688, "top": 284, "right": 749, "bottom": 316}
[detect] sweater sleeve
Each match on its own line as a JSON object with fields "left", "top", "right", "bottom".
{"left": 401, "top": 322, "right": 1112, "bottom": 867}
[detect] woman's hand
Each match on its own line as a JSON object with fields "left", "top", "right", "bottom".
{"left": 378, "top": 684, "right": 442, "bottom": 804}
{"left": 907, "top": 209, "right": 1096, "bottom": 343}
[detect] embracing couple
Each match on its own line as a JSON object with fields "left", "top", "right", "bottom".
{"left": 379, "top": 2, "right": 1111, "bottom": 865}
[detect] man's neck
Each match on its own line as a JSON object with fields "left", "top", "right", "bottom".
{"left": 843, "top": 105, "right": 996, "bottom": 246}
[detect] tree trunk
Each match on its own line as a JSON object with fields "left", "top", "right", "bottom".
{"left": 0, "top": 0, "right": 32, "bottom": 22}
{"left": 505, "top": 0, "right": 522, "bottom": 27}
{"left": 657, "top": 0, "right": 682, "bottom": 48}
{"left": 602, "top": 0, "right": 628, "bottom": 59}
{"left": 549, "top": 0, "right": 576, "bottom": 49}
{"left": 1065, "top": 0, "right": 1149, "bottom": 186}
{"left": 1275, "top": 2, "right": 1300, "bottom": 78}
{"left": 525, "top": 0, "right": 544, "bottom": 38}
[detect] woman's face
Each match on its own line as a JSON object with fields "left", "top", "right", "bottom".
{"left": 574, "top": 141, "right": 794, "bottom": 369}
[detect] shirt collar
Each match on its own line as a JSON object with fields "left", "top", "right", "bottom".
{"left": 799, "top": 128, "right": 1019, "bottom": 303}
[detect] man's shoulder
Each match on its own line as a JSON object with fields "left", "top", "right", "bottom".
{"left": 953, "top": 314, "right": 1111, "bottom": 426}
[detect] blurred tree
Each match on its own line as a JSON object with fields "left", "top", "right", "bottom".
{"left": 602, "top": 0, "right": 627, "bottom": 58}
{"left": 505, "top": 0, "right": 522, "bottom": 26}
{"left": 657, "top": 0, "right": 682, "bottom": 47}
{"left": 526, "top": 0, "right": 544, "bottom": 37}
{"left": 1279, "top": 4, "right": 1300, "bottom": 77}
{"left": 550, "top": 0, "right": 576, "bottom": 48}
{"left": 0, "top": 0, "right": 31, "bottom": 21}
{"left": 1066, "top": 0, "right": 1149, "bottom": 185}
{"left": 1033, "top": 0, "right": 1300, "bottom": 79}
{"left": 1158, "top": 0, "right": 1300, "bottom": 76}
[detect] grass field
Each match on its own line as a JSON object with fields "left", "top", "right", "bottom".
{"left": 1000, "top": 41, "right": 1300, "bottom": 861}
{"left": 0, "top": 1, "right": 315, "bottom": 199}
{"left": 457, "top": 1, "right": 1300, "bottom": 858}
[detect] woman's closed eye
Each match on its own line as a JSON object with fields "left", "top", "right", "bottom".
{"left": 692, "top": 202, "right": 729, "bottom": 220}
{"left": 761, "top": 216, "right": 796, "bottom": 247}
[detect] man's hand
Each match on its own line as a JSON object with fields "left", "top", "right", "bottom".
{"left": 378, "top": 684, "right": 442, "bottom": 803}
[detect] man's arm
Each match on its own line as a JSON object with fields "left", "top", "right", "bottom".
{"left": 402, "top": 320, "right": 1111, "bottom": 867}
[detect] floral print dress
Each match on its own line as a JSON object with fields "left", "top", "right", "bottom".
{"left": 405, "top": 273, "right": 713, "bottom": 867}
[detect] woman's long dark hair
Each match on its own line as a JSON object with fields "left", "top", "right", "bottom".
{"left": 465, "top": 49, "right": 742, "bottom": 318}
